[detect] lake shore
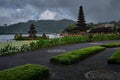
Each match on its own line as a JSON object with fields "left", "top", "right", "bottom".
{"left": 0, "top": 34, "right": 61, "bottom": 42}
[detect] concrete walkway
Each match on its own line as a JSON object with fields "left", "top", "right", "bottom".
{"left": 0, "top": 40, "right": 120, "bottom": 80}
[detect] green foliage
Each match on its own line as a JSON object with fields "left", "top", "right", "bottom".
{"left": 14, "top": 34, "right": 24, "bottom": 40}
{"left": 20, "top": 44, "right": 31, "bottom": 52}
{"left": 0, "top": 36, "right": 89, "bottom": 56}
{"left": 0, "top": 64, "right": 49, "bottom": 80}
{"left": 61, "top": 36, "right": 89, "bottom": 44}
{"left": 68, "top": 24, "right": 77, "bottom": 30}
{"left": 1, "top": 34, "right": 120, "bottom": 56}
{"left": 49, "top": 38, "right": 61, "bottom": 46}
{"left": 41, "top": 33, "right": 49, "bottom": 39}
{"left": 0, "top": 44, "right": 32, "bottom": 56}
{"left": 30, "top": 40, "right": 47, "bottom": 49}
{"left": 0, "top": 40, "right": 36, "bottom": 49}
{"left": 93, "top": 33, "right": 120, "bottom": 41}
{"left": 101, "top": 42, "right": 120, "bottom": 48}
{"left": 0, "top": 19, "right": 75, "bottom": 34}
{"left": 63, "top": 24, "right": 77, "bottom": 33}
{"left": 29, "top": 36, "right": 89, "bottom": 49}
{"left": 50, "top": 46, "right": 105, "bottom": 65}
{"left": 108, "top": 50, "right": 120, "bottom": 64}
{"left": 0, "top": 44, "right": 19, "bottom": 56}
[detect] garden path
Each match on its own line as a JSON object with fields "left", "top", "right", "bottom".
{"left": 0, "top": 40, "right": 120, "bottom": 80}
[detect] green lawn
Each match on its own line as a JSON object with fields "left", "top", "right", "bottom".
{"left": 0, "top": 40, "right": 36, "bottom": 49}
{"left": 50, "top": 46, "right": 105, "bottom": 65}
{"left": 108, "top": 50, "right": 120, "bottom": 64}
{"left": 0, "top": 64, "right": 49, "bottom": 80}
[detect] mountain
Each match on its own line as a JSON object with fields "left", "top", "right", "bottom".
{"left": 0, "top": 19, "right": 76, "bottom": 34}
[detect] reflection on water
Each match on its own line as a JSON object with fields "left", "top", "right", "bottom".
{"left": 0, "top": 34, "right": 61, "bottom": 42}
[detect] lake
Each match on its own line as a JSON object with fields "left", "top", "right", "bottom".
{"left": 0, "top": 34, "right": 61, "bottom": 42}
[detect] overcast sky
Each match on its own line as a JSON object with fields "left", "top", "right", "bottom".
{"left": 0, "top": 0, "right": 120, "bottom": 25}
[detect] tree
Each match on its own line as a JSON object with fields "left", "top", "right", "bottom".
{"left": 4, "top": 24, "right": 7, "bottom": 27}
{"left": 76, "top": 6, "right": 87, "bottom": 31}
{"left": 63, "top": 24, "right": 77, "bottom": 33}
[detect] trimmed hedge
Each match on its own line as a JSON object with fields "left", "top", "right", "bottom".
{"left": 50, "top": 46, "right": 105, "bottom": 65}
{"left": 0, "top": 64, "right": 49, "bottom": 80}
{"left": 101, "top": 42, "right": 120, "bottom": 48}
{"left": 108, "top": 50, "right": 120, "bottom": 64}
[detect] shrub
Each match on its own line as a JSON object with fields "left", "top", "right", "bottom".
{"left": 0, "top": 64, "right": 49, "bottom": 80}
{"left": 3, "top": 34, "right": 119, "bottom": 56}
{"left": 108, "top": 50, "right": 120, "bottom": 64}
{"left": 28, "top": 36, "right": 89, "bottom": 49}
{"left": 61, "top": 36, "right": 89, "bottom": 44}
{"left": 50, "top": 46, "right": 105, "bottom": 65}
{"left": 0, "top": 44, "right": 31, "bottom": 56}
{"left": 101, "top": 42, "right": 120, "bottom": 48}
{"left": 0, "top": 44, "right": 19, "bottom": 56}
{"left": 41, "top": 33, "right": 49, "bottom": 39}
{"left": 93, "top": 33, "right": 120, "bottom": 41}
{"left": 14, "top": 34, "right": 24, "bottom": 40}
{"left": 20, "top": 44, "right": 31, "bottom": 52}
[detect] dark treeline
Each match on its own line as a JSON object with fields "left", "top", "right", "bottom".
{"left": 0, "top": 19, "right": 75, "bottom": 34}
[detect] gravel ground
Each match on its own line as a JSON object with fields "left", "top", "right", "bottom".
{"left": 0, "top": 40, "right": 120, "bottom": 80}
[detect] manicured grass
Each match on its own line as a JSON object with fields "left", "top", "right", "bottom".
{"left": 0, "top": 64, "right": 49, "bottom": 80}
{"left": 101, "top": 42, "right": 120, "bottom": 48}
{"left": 50, "top": 46, "right": 105, "bottom": 65}
{"left": 108, "top": 50, "right": 120, "bottom": 64}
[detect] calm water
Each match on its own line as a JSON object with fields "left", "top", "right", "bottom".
{"left": 0, "top": 34, "right": 61, "bottom": 42}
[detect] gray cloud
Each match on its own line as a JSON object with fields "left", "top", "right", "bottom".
{"left": 0, "top": 0, "right": 120, "bottom": 25}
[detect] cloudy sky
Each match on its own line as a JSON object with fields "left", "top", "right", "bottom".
{"left": 0, "top": 0, "right": 120, "bottom": 25}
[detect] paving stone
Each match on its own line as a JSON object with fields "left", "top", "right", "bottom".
{"left": 85, "top": 70, "right": 120, "bottom": 80}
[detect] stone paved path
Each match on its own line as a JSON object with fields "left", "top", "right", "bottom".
{"left": 85, "top": 70, "right": 120, "bottom": 80}
{"left": 0, "top": 40, "right": 120, "bottom": 80}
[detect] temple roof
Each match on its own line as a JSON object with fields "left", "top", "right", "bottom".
{"left": 30, "top": 23, "right": 35, "bottom": 29}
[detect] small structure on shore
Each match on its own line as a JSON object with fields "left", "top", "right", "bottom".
{"left": 28, "top": 23, "right": 37, "bottom": 38}
{"left": 14, "top": 23, "right": 49, "bottom": 40}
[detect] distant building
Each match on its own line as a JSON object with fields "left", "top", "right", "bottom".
{"left": 28, "top": 23, "right": 37, "bottom": 38}
{"left": 89, "top": 24, "right": 114, "bottom": 33}
{"left": 75, "top": 6, "right": 87, "bottom": 32}
{"left": 104, "top": 24, "right": 114, "bottom": 28}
